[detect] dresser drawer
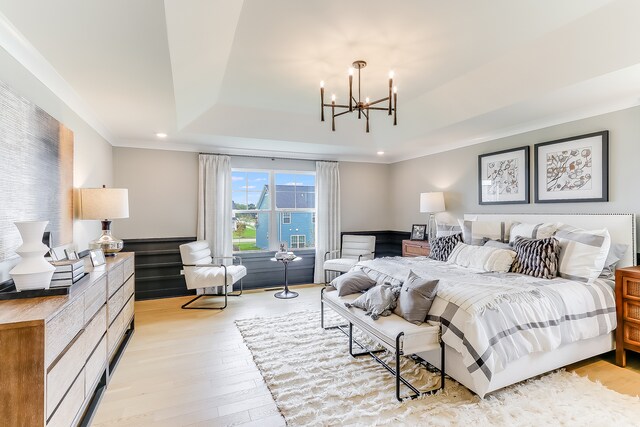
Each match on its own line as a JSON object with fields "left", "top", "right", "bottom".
{"left": 124, "top": 256, "right": 135, "bottom": 281}
{"left": 124, "top": 275, "right": 135, "bottom": 301}
{"left": 47, "top": 368, "right": 84, "bottom": 427}
{"left": 46, "top": 331, "right": 85, "bottom": 419}
{"left": 623, "top": 277, "right": 640, "bottom": 299}
{"left": 84, "top": 275, "right": 107, "bottom": 323}
{"left": 624, "top": 300, "right": 640, "bottom": 322}
{"left": 84, "top": 306, "right": 107, "bottom": 358}
{"left": 85, "top": 337, "right": 107, "bottom": 398}
{"left": 108, "top": 286, "right": 125, "bottom": 326}
{"left": 624, "top": 320, "right": 640, "bottom": 347}
{"left": 45, "top": 296, "right": 84, "bottom": 367}
{"left": 107, "top": 263, "right": 124, "bottom": 297}
{"left": 107, "top": 311, "right": 124, "bottom": 357}
{"left": 123, "top": 294, "right": 134, "bottom": 323}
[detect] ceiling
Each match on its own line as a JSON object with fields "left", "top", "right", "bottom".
{"left": 1, "top": 0, "right": 640, "bottom": 163}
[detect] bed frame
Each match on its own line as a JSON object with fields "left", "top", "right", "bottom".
{"left": 416, "top": 213, "right": 636, "bottom": 398}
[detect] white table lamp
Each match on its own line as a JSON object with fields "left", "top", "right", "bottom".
{"left": 420, "top": 192, "right": 445, "bottom": 242}
{"left": 80, "top": 185, "right": 129, "bottom": 256}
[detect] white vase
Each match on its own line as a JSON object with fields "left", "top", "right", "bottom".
{"left": 9, "top": 221, "right": 55, "bottom": 291}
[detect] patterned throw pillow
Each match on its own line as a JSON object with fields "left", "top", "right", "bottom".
{"left": 428, "top": 233, "right": 463, "bottom": 261}
{"left": 511, "top": 236, "right": 560, "bottom": 279}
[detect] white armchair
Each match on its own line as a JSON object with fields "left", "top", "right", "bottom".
{"left": 323, "top": 235, "right": 376, "bottom": 284}
{"left": 179, "top": 241, "right": 246, "bottom": 310}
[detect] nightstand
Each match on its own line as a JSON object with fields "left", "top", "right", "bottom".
{"left": 402, "top": 239, "right": 430, "bottom": 257}
{"left": 615, "top": 266, "right": 640, "bottom": 366}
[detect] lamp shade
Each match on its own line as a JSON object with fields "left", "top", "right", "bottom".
{"left": 419, "top": 192, "right": 445, "bottom": 213}
{"left": 79, "top": 188, "right": 129, "bottom": 220}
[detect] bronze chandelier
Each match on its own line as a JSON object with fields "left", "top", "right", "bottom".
{"left": 320, "top": 60, "right": 397, "bottom": 133}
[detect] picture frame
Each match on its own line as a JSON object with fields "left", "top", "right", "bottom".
{"left": 89, "top": 249, "right": 106, "bottom": 267}
{"left": 64, "top": 249, "right": 78, "bottom": 260}
{"left": 410, "top": 224, "right": 427, "bottom": 241}
{"left": 478, "top": 146, "right": 530, "bottom": 205}
{"left": 534, "top": 131, "right": 608, "bottom": 203}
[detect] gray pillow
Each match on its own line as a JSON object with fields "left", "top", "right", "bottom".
{"left": 393, "top": 270, "right": 439, "bottom": 325}
{"left": 331, "top": 271, "right": 376, "bottom": 296}
{"left": 345, "top": 283, "right": 400, "bottom": 320}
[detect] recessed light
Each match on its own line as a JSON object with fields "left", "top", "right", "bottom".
{"left": 156, "top": 132, "right": 167, "bottom": 138}
{"left": 377, "top": 151, "right": 385, "bottom": 155}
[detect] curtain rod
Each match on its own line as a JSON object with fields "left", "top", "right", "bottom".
{"left": 198, "top": 152, "right": 338, "bottom": 163}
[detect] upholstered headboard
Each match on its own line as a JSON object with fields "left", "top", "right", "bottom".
{"left": 464, "top": 213, "right": 637, "bottom": 267}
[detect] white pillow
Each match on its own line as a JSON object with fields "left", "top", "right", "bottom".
{"left": 447, "top": 242, "right": 516, "bottom": 273}
{"left": 458, "top": 219, "right": 507, "bottom": 245}
{"left": 509, "top": 222, "right": 559, "bottom": 244}
{"left": 555, "top": 226, "right": 611, "bottom": 283}
{"left": 435, "top": 221, "right": 462, "bottom": 238}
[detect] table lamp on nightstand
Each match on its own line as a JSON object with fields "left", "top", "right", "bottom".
{"left": 420, "top": 192, "right": 445, "bottom": 242}
{"left": 79, "top": 185, "right": 129, "bottom": 256}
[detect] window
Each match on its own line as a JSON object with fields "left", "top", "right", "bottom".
{"left": 290, "top": 235, "right": 306, "bottom": 249}
{"left": 232, "top": 170, "right": 315, "bottom": 252}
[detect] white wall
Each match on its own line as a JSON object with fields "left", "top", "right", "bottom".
{"left": 340, "top": 162, "right": 390, "bottom": 231}
{"left": 389, "top": 106, "right": 640, "bottom": 244}
{"left": 111, "top": 149, "right": 391, "bottom": 238}
{"left": 0, "top": 46, "right": 113, "bottom": 280}
{"left": 113, "top": 148, "right": 198, "bottom": 239}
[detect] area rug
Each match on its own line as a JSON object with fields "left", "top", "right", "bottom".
{"left": 235, "top": 311, "right": 639, "bottom": 426}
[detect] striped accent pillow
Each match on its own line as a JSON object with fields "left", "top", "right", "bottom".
{"left": 428, "top": 233, "right": 463, "bottom": 261}
{"left": 508, "top": 222, "right": 558, "bottom": 245}
{"left": 435, "top": 222, "right": 462, "bottom": 238}
{"left": 555, "top": 227, "right": 611, "bottom": 283}
{"left": 511, "top": 236, "right": 560, "bottom": 279}
{"left": 458, "top": 220, "right": 506, "bottom": 245}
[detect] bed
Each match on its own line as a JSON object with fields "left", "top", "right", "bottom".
{"left": 353, "top": 213, "right": 636, "bottom": 398}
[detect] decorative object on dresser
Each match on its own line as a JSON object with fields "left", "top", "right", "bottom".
{"left": 419, "top": 191, "right": 445, "bottom": 241}
{"left": 402, "top": 239, "right": 430, "bottom": 257}
{"left": 478, "top": 146, "right": 530, "bottom": 205}
{"left": 615, "top": 266, "right": 640, "bottom": 367}
{"left": 90, "top": 249, "right": 107, "bottom": 267}
{"left": 0, "top": 252, "right": 135, "bottom": 427}
{"left": 79, "top": 185, "right": 130, "bottom": 256}
{"left": 323, "top": 235, "right": 376, "bottom": 284}
{"left": 50, "top": 259, "right": 85, "bottom": 287}
{"left": 9, "top": 221, "right": 56, "bottom": 291}
{"left": 410, "top": 224, "right": 427, "bottom": 241}
{"left": 534, "top": 131, "right": 609, "bottom": 203}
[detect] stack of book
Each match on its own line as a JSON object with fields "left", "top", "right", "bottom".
{"left": 50, "top": 259, "right": 85, "bottom": 287}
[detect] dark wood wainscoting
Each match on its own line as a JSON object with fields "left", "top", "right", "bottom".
{"left": 341, "top": 230, "right": 410, "bottom": 258}
{"left": 123, "top": 231, "right": 409, "bottom": 300}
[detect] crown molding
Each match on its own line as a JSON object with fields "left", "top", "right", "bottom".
{"left": 0, "top": 11, "right": 116, "bottom": 145}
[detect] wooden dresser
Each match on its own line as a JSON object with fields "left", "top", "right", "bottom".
{"left": 402, "top": 239, "right": 430, "bottom": 257}
{"left": 0, "top": 252, "right": 135, "bottom": 427}
{"left": 615, "top": 266, "right": 640, "bottom": 367}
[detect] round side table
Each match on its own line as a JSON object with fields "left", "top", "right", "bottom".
{"left": 271, "top": 256, "right": 302, "bottom": 299}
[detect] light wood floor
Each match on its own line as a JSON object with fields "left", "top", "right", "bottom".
{"left": 92, "top": 285, "right": 640, "bottom": 426}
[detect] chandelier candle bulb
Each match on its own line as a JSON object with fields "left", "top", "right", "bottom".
{"left": 388, "top": 71, "right": 394, "bottom": 114}
{"left": 349, "top": 69, "right": 353, "bottom": 111}
{"left": 320, "top": 81, "right": 325, "bottom": 121}
{"left": 393, "top": 86, "right": 398, "bottom": 126}
{"left": 331, "top": 94, "right": 336, "bottom": 131}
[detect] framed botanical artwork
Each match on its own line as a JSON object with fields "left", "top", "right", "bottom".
{"left": 478, "top": 146, "right": 530, "bottom": 205}
{"left": 410, "top": 224, "right": 427, "bottom": 241}
{"left": 90, "top": 249, "right": 106, "bottom": 267}
{"left": 534, "top": 131, "right": 608, "bottom": 203}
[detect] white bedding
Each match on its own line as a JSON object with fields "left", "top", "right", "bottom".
{"left": 354, "top": 257, "right": 616, "bottom": 396}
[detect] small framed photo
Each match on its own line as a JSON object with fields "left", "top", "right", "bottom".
{"left": 90, "top": 249, "right": 106, "bottom": 267}
{"left": 48, "top": 248, "right": 59, "bottom": 261}
{"left": 534, "top": 131, "right": 609, "bottom": 203}
{"left": 410, "top": 224, "right": 427, "bottom": 241}
{"left": 65, "top": 249, "right": 78, "bottom": 260}
{"left": 478, "top": 146, "right": 530, "bottom": 205}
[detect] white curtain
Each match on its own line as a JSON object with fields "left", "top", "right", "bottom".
{"left": 314, "top": 161, "right": 341, "bottom": 283}
{"left": 197, "top": 154, "right": 233, "bottom": 265}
